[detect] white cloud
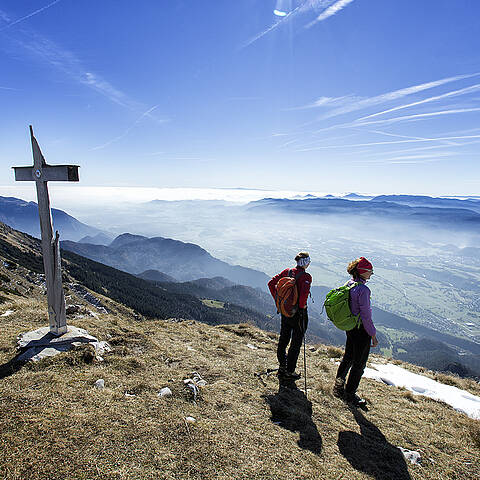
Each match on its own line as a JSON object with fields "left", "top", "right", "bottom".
{"left": 289, "top": 94, "right": 360, "bottom": 110}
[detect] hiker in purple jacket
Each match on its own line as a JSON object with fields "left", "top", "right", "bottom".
{"left": 333, "top": 257, "right": 378, "bottom": 408}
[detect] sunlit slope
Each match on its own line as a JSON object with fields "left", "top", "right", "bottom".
{"left": 1, "top": 228, "right": 479, "bottom": 479}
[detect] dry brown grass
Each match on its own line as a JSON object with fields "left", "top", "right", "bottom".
{"left": 326, "top": 346, "right": 344, "bottom": 358}
{"left": 1, "top": 263, "right": 480, "bottom": 479}
{"left": 401, "top": 390, "right": 418, "bottom": 403}
{"left": 469, "top": 419, "right": 480, "bottom": 449}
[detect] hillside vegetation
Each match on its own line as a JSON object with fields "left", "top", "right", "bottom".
{"left": 0, "top": 224, "right": 479, "bottom": 479}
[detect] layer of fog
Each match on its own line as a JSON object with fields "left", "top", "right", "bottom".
{"left": 68, "top": 197, "right": 480, "bottom": 344}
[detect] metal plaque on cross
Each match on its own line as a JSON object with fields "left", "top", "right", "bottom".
{"left": 13, "top": 126, "right": 80, "bottom": 335}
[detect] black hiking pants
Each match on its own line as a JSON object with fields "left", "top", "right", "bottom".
{"left": 277, "top": 309, "right": 308, "bottom": 373}
{"left": 336, "top": 325, "right": 371, "bottom": 395}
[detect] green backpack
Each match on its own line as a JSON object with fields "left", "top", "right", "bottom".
{"left": 324, "top": 282, "right": 361, "bottom": 331}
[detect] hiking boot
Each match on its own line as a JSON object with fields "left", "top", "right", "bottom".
{"left": 344, "top": 392, "right": 367, "bottom": 408}
{"left": 332, "top": 377, "right": 345, "bottom": 398}
{"left": 283, "top": 371, "right": 301, "bottom": 381}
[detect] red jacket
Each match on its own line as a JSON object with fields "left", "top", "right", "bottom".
{"left": 268, "top": 267, "right": 312, "bottom": 309}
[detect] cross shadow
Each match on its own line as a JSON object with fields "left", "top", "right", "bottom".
{"left": 0, "top": 331, "right": 95, "bottom": 379}
{"left": 263, "top": 380, "right": 322, "bottom": 455}
{"left": 337, "top": 408, "right": 412, "bottom": 480}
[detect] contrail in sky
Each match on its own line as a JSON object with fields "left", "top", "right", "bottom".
{"left": 357, "top": 83, "right": 480, "bottom": 121}
{"left": 355, "top": 107, "right": 480, "bottom": 127}
{"left": 295, "top": 134, "right": 480, "bottom": 151}
{"left": 293, "top": 73, "right": 478, "bottom": 119}
{"left": 92, "top": 105, "right": 164, "bottom": 150}
{"left": 241, "top": 4, "right": 304, "bottom": 49}
{"left": 364, "top": 129, "right": 459, "bottom": 146}
{"left": 0, "top": 0, "right": 62, "bottom": 33}
{"left": 305, "top": 0, "right": 355, "bottom": 28}
{"left": 242, "top": 0, "right": 342, "bottom": 49}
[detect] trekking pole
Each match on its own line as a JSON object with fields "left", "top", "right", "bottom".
{"left": 302, "top": 312, "right": 307, "bottom": 398}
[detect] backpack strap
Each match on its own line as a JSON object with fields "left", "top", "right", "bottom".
{"left": 347, "top": 281, "right": 361, "bottom": 329}
{"left": 294, "top": 268, "right": 307, "bottom": 306}
{"left": 294, "top": 268, "right": 307, "bottom": 281}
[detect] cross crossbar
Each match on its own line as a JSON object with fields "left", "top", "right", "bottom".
{"left": 13, "top": 165, "right": 79, "bottom": 182}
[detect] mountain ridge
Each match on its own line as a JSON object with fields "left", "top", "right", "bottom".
{"left": 62, "top": 234, "right": 269, "bottom": 290}
{"left": 0, "top": 195, "right": 102, "bottom": 241}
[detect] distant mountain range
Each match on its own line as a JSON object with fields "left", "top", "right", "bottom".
{"left": 62, "top": 233, "right": 270, "bottom": 290}
{"left": 0, "top": 196, "right": 102, "bottom": 241}
{"left": 371, "top": 194, "right": 480, "bottom": 213}
{"left": 248, "top": 195, "right": 480, "bottom": 232}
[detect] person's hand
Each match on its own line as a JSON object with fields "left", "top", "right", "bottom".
{"left": 371, "top": 335, "right": 378, "bottom": 347}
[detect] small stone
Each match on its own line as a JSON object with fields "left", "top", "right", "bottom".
{"left": 95, "top": 379, "right": 105, "bottom": 389}
{"left": 185, "top": 416, "right": 196, "bottom": 424}
{"left": 94, "top": 341, "right": 112, "bottom": 357}
{"left": 398, "top": 447, "right": 422, "bottom": 465}
{"left": 158, "top": 387, "right": 172, "bottom": 397}
{"left": 246, "top": 343, "right": 257, "bottom": 350}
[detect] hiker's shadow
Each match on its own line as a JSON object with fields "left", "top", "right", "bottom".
{"left": 338, "top": 407, "right": 412, "bottom": 480}
{"left": 263, "top": 380, "right": 322, "bottom": 455}
{"left": 0, "top": 356, "right": 24, "bottom": 380}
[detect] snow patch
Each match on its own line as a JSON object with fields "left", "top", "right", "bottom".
{"left": 364, "top": 363, "right": 480, "bottom": 420}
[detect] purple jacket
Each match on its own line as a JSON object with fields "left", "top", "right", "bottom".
{"left": 348, "top": 278, "right": 376, "bottom": 337}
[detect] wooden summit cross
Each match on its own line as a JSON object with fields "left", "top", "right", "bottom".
{"left": 13, "top": 126, "right": 79, "bottom": 335}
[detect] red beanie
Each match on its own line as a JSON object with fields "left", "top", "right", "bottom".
{"left": 357, "top": 257, "right": 373, "bottom": 273}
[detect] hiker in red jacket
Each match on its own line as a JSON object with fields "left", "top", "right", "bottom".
{"left": 268, "top": 252, "right": 312, "bottom": 380}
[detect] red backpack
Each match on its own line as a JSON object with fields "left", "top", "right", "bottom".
{"left": 275, "top": 269, "right": 305, "bottom": 317}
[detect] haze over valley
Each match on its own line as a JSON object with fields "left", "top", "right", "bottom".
{"left": 60, "top": 191, "right": 480, "bottom": 345}
{"left": 3, "top": 190, "right": 479, "bottom": 377}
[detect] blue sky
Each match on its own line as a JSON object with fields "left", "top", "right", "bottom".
{"left": 1, "top": 0, "right": 480, "bottom": 197}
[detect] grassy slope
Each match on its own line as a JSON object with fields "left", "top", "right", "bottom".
{"left": 1, "top": 298, "right": 479, "bottom": 479}
{"left": 1, "top": 224, "right": 479, "bottom": 479}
